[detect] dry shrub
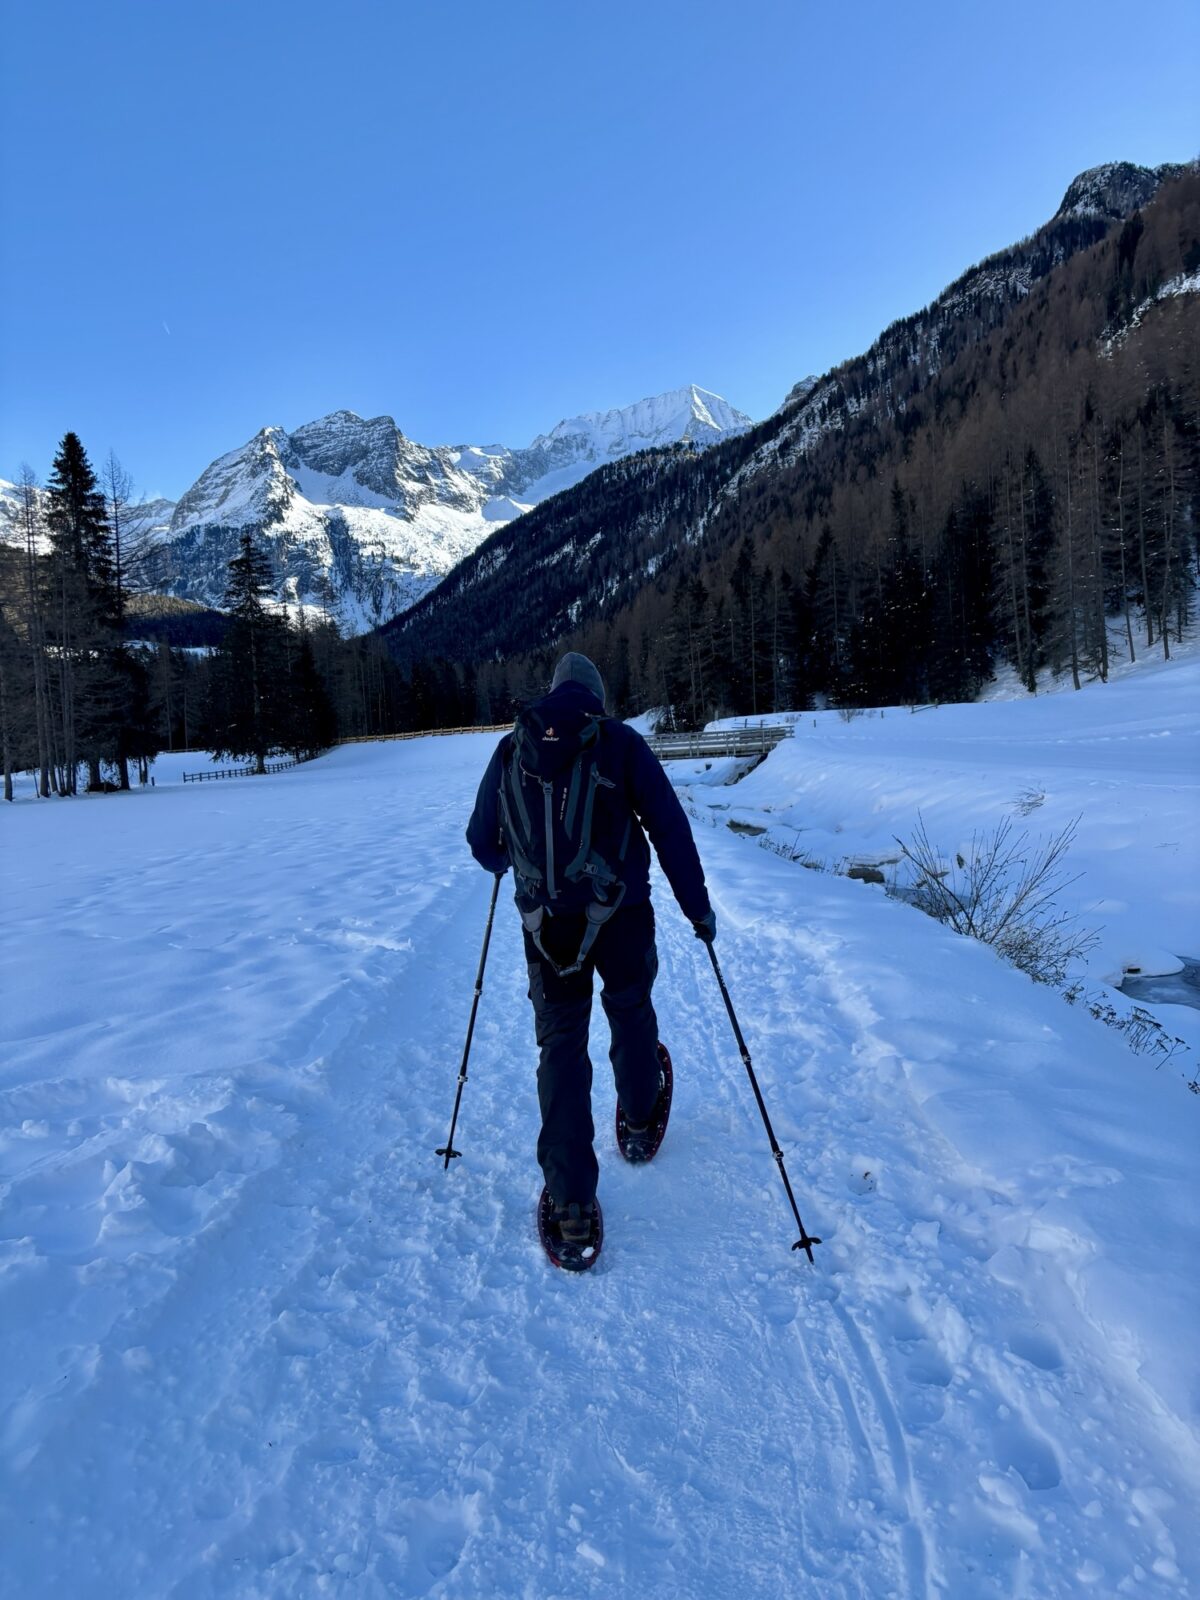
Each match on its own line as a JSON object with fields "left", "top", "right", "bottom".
{"left": 893, "top": 814, "right": 1097, "bottom": 984}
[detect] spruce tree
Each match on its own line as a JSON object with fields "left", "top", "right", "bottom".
{"left": 44, "top": 432, "right": 126, "bottom": 791}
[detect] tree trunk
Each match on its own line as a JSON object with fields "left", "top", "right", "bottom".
{"left": 1136, "top": 433, "right": 1153, "bottom": 649}
{"left": 21, "top": 477, "right": 53, "bottom": 795}
{"left": 1114, "top": 442, "right": 1135, "bottom": 664}
{"left": 1091, "top": 428, "right": 1108, "bottom": 682}
{"left": 1017, "top": 464, "right": 1037, "bottom": 693}
{"left": 0, "top": 649, "right": 12, "bottom": 801}
{"left": 1059, "top": 432, "right": 1081, "bottom": 692}
{"left": 1002, "top": 470, "right": 1025, "bottom": 688}
{"left": 1159, "top": 414, "right": 1176, "bottom": 658}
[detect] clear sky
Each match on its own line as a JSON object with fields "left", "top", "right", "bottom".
{"left": 2, "top": 0, "right": 1196, "bottom": 500}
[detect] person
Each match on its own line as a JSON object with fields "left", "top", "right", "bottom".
{"left": 466, "top": 652, "right": 715, "bottom": 1252}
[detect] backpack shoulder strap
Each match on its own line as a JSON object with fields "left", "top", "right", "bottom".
{"left": 498, "top": 734, "right": 543, "bottom": 891}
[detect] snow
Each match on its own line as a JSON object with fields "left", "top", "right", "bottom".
{"left": 455, "top": 385, "right": 751, "bottom": 507}
{"left": 0, "top": 481, "right": 176, "bottom": 558}
{"left": 1102, "top": 269, "right": 1200, "bottom": 354}
{"left": 0, "top": 478, "right": 51, "bottom": 554}
{"left": 2, "top": 666, "right": 1198, "bottom": 1597}
{"left": 535, "top": 384, "right": 750, "bottom": 456}
{"left": 1055, "top": 161, "right": 1183, "bottom": 222}
{"left": 702, "top": 654, "right": 1200, "bottom": 1031}
{"left": 119, "top": 389, "right": 751, "bottom": 632}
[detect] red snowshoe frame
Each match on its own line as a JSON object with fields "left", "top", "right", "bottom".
{"left": 537, "top": 1188, "right": 603, "bottom": 1272}
{"left": 616, "top": 1042, "right": 673, "bottom": 1164}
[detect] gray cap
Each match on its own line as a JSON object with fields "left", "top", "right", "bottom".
{"left": 550, "top": 651, "right": 606, "bottom": 709}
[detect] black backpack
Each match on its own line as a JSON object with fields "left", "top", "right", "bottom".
{"left": 498, "top": 701, "right": 631, "bottom": 975}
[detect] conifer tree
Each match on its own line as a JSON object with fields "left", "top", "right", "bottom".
{"left": 210, "top": 530, "right": 288, "bottom": 772}
{"left": 44, "top": 432, "right": 126, "bottom": 791}
{"left": 288, "top": 617, "right": 338, "bottom": 755}
{"left": 806, "top": 525, "right": 848, "bottom": 703}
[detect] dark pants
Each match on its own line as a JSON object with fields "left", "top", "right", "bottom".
{"left": 524, "top": 899, "right": 660, "bottom": 1208}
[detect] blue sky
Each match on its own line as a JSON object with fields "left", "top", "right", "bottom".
{"left": 2, "top": 0, "right": 1196, "bottom": 499}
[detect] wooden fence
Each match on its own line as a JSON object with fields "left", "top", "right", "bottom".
{"left": 336, "top": 725, "right": 510, "bottom": 745}
{"left": 180, "top": 721, "right": 793, "bottom": 784}
{"left": 182, "top": 756, "right": 309, "bottom": 783}
{"left": 338, "top": 723, "right": 794, "bottom": 758}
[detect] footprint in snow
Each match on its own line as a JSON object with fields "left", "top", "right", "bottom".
{"left": 1005, "top": 1326, "right": 1064, "bottom": 1371}
{"left": 272, "top": 1310, "right": 330, "bottom": 1356}
{"left": 993, "top": 1410, "right": 1062, "bottom": 1491}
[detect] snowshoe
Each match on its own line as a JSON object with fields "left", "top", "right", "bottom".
{"left": 537, "top": 1188, "right": 603, "bottom": 1272}
{"left": 616, "top": 1042, "right": 673, "bottom": 1164}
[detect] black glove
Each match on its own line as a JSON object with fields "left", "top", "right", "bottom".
{"left": 692, "top": 908, "right": 717, "bottom": 945}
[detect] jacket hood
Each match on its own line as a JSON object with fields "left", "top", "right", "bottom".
{"left": 550, "top": 652, "right": 606, "bottom": 710}
{"left": 533, "top": 680, "right": 606, "bottom": 718}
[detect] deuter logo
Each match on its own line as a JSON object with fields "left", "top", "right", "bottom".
{"left": 542, "top": 726, "right": 559, "bottom": 741}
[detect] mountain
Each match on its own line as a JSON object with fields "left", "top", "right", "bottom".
{"left": 384, "top": 160, "right": 1198, "bottom": 720}
{"left": 1055, "top": 160, "right": 1189, "bottom": 221}
{"left": 126, "top": 386, "right": 750, "bottom": 631}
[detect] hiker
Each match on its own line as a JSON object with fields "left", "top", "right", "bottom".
{"left": 466, "top": 652, "right": 715, "bottom": 1264}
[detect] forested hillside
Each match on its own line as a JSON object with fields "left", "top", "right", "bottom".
{"left": 384, "top": 162, "right": 1199, "bottom": 724}
{"left": 4, "top": 164, "right": 1196, "bottom": 787}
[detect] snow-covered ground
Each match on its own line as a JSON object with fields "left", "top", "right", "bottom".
{"left": 705, "top": 652, "right": 1200, "bottom": 1066}
{"left": 2, "top": 666, "right": 1198, "bottom": 1597}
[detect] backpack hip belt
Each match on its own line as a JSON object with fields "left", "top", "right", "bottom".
{"left": 519, "top": 884, "right": 627, "bottom": 978}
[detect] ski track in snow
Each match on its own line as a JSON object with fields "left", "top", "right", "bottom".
{"left": 2, "top": 732, "right": 1197, "bottom": 1598}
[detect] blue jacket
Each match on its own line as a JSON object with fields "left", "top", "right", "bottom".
{"left": 466, "top": 681, "right": 711, "bottom": 923}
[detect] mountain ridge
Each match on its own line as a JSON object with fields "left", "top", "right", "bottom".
{"left": 134, "top": 385, "right": 752, "bottom": 629}
{"left": 1, "top": 385, "right": 752, "bottom": 632}
{"left": 383, "top": 158, "right": 1198, "bottom": 718}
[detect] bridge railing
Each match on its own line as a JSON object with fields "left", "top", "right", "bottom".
{"left": 648, "top": 726, "right": 793, "bottom": 760}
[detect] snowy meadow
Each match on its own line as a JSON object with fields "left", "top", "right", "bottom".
{"left": 1, "top": 659, "right": 1198, "bottom": 1598}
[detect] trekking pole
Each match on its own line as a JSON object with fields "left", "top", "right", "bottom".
{"left": 704, "top": 941, "right": 822, "bottom": 1262}
{"left": 437, "top": 872, "right": 502, "bottom": 1170}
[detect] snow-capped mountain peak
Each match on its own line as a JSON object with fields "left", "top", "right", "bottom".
{"left": 127, "top": 386, "right": 752, "bottom": 631}
{"left": 168, "top": 427, "right": 294, "bottom": 532}
{"left": 542, "top": 384, "right": 751, "bottom": 453}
